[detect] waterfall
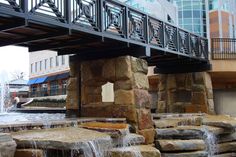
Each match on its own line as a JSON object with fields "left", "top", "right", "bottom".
{"left": 201, "top": 127, "right": 218, "bottom": 157}
{"left": 0, "top": 71, "right": 9, "bottom": 113}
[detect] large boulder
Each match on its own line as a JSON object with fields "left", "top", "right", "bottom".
{"left": 0, "top": 133, "right": 16, "bottom": 157}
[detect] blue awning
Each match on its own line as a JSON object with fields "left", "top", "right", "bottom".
{"left": 56, "top": 72, "right": 69, "bottom": 80}
{"left": 27, "top": 78, "right": 38, "bottom": 85}
{"left": 45, "top": 75, "right": 57, "bottom": 82}
{"left": 34, "top": 77, "right": 48, "bottom": 84}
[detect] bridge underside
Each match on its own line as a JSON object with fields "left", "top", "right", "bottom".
{"left": 0, "top": 0, "right": 211, "bottom": 74}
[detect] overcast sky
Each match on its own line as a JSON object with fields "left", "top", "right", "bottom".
{"left": 0, "top": 46, "right": 29, "bottom": 81}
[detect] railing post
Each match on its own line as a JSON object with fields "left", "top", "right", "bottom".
{"left": 125, "top": 6, "right": 129, "bottom": 40}
{"left": 99, "top": 0, "right": 104, "bottom": 32}
{"left": 65, "top": 0, "right": 71, "bottom": 27}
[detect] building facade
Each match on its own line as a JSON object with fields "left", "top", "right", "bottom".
{"left": 170, "top": 0, "right": 209, "bottom": 37}
{"left": 119, "top": 0, "right": 178, "bottom": 24}
{"left": 28, "top": 51, "right": 70, "bottom": 97}
{"left": 209, "top": 0, "right": 236, "bottom": 38}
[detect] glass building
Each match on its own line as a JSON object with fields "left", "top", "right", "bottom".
{"left": 171, "top": 0, "right": 208, "bottom": 37}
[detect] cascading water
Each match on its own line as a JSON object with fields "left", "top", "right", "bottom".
{"left": 0, "top": 71, "right": 10, "bottom": 113}
{"left": 201, "top": 127, "right": 218, "bottom": 157}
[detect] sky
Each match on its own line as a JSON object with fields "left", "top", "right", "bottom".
{"left": 0, "top": 46, "right": 29, "bottom": 82}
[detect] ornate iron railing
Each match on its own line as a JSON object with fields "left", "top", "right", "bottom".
{"left": 0, "top": 0, "right": 208, "bottom": 60}
{"left": 211, "top": 38, "right": 236, "bottom": 60}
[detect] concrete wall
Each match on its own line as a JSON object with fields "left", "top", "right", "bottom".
{"left": 214, "top": 89, "right": 236, "bottom": 117}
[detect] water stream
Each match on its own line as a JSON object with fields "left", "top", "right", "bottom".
{"left": 201, "top": 127, "right": 218, "bottom": 157}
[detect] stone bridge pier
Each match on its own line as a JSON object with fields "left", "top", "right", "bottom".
{"left": 66, "top": 55, "right": 155, "bottom": 144}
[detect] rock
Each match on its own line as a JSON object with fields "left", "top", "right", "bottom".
{"left": 218, "top": 132, "right": 236, "bottom": 143}
{"left": 191, "top": 92, "right": 207, "bottom": 105}
{"left": 161, "top": 151, "right": 208, "bottom": 157}
{"left": 216, "top": 141, "right": 236, "bottom": 154}
{"left": 109, "top": 145, "right": 161, "bottom": 157}
{"left": 115, "top": 56, "right": 132, "bottom": 80}
{"left": 80, "top": 122, "right": 129, "bottom": 138}
{"left": 156, "top": 139, "right": 206, "bottom": 152}
{"left": 0, "top": 133, "right": 16, "bottom": 157}
{"left": 12, "top": 128, "right": 111, "bottom": 153}
{"left": 113, "top": 133, "right": 145, "bottom": 147}
{"left": 14, "top": 149, "right": 45, "bottom": 157}
{"left": 134, "top": 89, "right": 151, "bottom": 109}
{"left": 214, "top": 153, "right": 236, "bottom": 157}
{"left": 114, "top": 90, "right": 135, "bottom": 105}
{"left": 203, "top": 115, "right": 236, "bottom": 129}
{"left": 136, "top": 109, "right": 153, "bottom": 130}
{"left": 156, "top": 127, "right": 201, "bottom": 139}
{"left": 102, "top": 58, "right": 116, "bottom": 80}
{"left": 114, "top": 80, "right": 133, "bottom": 90}
{"left": 138, "top": 129, "right": 155, "bottom": 144}
{"left": 132, "top": 72, "right": 149, "bottom": 89}
{"left": 66, "top": 90, "right": 79, "bottom": 110}
{"left": 66, "top": 77, "right": 77, "bottom": 91}
{"left": 131, "top": 57, "right": 148, "bottom": 74}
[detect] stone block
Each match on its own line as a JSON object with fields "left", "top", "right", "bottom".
{"left": 114, "top": 80, "right": 132, "bottom": 90}
{"left": 131, "top": 57, "right": 148, "bottom": 74}
{"left": 193, "top": 72, "right": 205, "bottom": 84}
{"left": 137, "top": 109, "right": 153, "bottom": 130}
{"left": 158, "top": 91, "right": 166, "bottom": 101}
{"left": 69, "top": 61, "right": 78, "bottom": 77}
{"left": 15, "top": 149, "right": 45, "bottom": 157}
{"left": 156, "top": 139, "right": 206, "bottom": 152}
{"left": 109, "top": 145, "right": 161, "bottom": 157}
{"left": 66, "top": 91, "right": 79, "bottom": 110}
{"left": 134, "top": 89, "right": 151, "bottom": 108}
{"left": 102, "top": 58, "right": 116, "bottom": 81}
{"left": 86, "top": 94, "right": 102, "bottom": 104}
{"left": 157, "top": 101, "right": 166, "bottom": 113}
{"left": 84, "top": 86, "right": 102, "bottom": 95}
{"left": 67, "top": 77, "right": 77, "bottom": 91}
{"left": 175, "top": 73, "right": 189, "bottom": 88}
{"left": 191, "top": 92, "right": 207, "bottom": 105}
{"left": 206, "top": 88, "right": 213, "bottom": 99}
{"left": 207, "top": 99, "right": 215, "bottom": 114}
{"left": 114, "top": 90, "right": 135, "bottom": 105}
{"left": 167, "top": 75, "right": 176, "bottom": 90}
{"left": 115, "top": 56, "right": 132, "bottom": 80}
{"left": 138, "top": 129, "right": 155, "bottom": 144}
{"left": 0, "top": 133, "right": 16, "bottom": 157}
{"left": 133, "top": 72, "right": 149, "bottom": 89}
{"left": 161, "top": 151, "right": 208, "bottom": 157}
{"left": 192, "top": 84, "right": 206, "bottom": 92}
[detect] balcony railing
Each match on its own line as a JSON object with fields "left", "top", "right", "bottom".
{"left": 29, "top": 88, "right": 67, "bottom": 97}
{"left": 0, "top": 0, "right": 209, "bottom": 60}
{"left": 211, "top": 38, "right": 236, "bottom": 60}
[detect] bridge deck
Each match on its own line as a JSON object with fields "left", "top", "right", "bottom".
{"left": 0, "top": 0, "right": 210, "bottom": 73}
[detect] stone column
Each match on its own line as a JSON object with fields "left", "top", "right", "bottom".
{"left": 66, "top": 56, "right": 80, "bottom": 118}
{"left": 77, "top": 56, "right": 154, "bottom": 144}
{"left": 157, "top": 72, "right": 215, "bottom": 114}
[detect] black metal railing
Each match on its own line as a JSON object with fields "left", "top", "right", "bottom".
{"left": 29, "top": 88, "right": 67, "bottom": 97}
{"left": 0, "top": 0, "right": 209, "bottom": 60}
{"left": 211, "top": 38, "right": 236, "bottom": 60}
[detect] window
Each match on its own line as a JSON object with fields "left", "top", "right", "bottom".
{"left": 39, "top": 61, "right": 42, "bottom": 71}
{"left": 61, "top": 55, "right": 65, "bottom": 65}
{"left": 45, "top": 59, "right": 47, "bottom": 70}
{"left": 50, "top": 81, "right": 59, "bottom": 96}
{"left": 35, "top": 62, "right": 38, "bottom": 73}
{"left": 56, "top": 56, "right": 59, "bottom": 66}
{"left": 102, "top": 82, "right": 114, "bottom": 102}
{"left": 31, "top": 63, "right": 33, "bottom": 73}
{"left": 50, "top": 57, "right": 53, "bottom": 68}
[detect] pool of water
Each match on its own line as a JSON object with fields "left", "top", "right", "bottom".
{"left": 0, "top": 112, "right": 65, "bottom": 124}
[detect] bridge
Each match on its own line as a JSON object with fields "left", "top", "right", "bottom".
{"left": 0, "top": 0, "right": 210, "bottom": 73}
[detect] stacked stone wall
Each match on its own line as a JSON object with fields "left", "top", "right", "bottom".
{"left": 66, "top": 56, "right": 155, "bottom": 143}
{"left": 157, "top": 72, "right": 215, "bottom": 114}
